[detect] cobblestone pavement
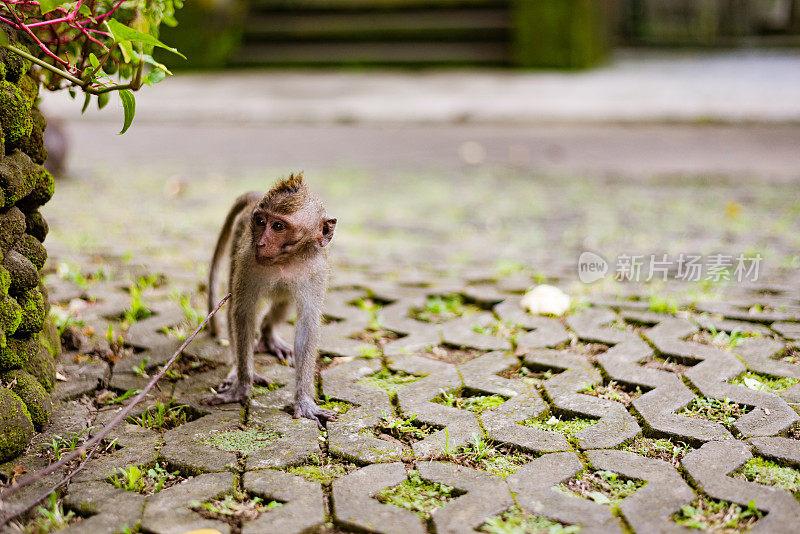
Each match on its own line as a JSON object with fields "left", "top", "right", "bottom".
{"left": 3, "top": 123, "right": 800, "bottom": 532}
{"left": 2, "top": 253, "right": 800, "bottom": 533}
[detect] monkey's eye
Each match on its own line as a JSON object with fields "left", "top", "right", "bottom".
{"left": 271, "top": 221, "right": 286, "bottom": 232}
{"left": 254, "top": 215, "right": 266, "bottom": 226}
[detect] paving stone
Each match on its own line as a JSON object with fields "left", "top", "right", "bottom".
{"left": 418, "top": 461, "right": 513, "bottom": 534}
{"left": 142, "top": 471, "right": 235, "bottom": 534}
{"left": 161, "top": 411, "right": 241, "bottom": 474}
{"left": 460, "top": 352, "right": 570, "bottom": 452}
{"left": 749, "top": 436, "right": 800, "bottom": 469}
{"left": 440, "top": 313, "right": 511, "bottom": 352}
{"left": 526, "top": 349, "right": 641, "bottom": 449}
{"left": 494, "top": 297, "right": 569, "bottom": 348}
{"left": 332, "top": 462, "right": 426, "bottom": 534}
{"left": 74, "top": 424, "right": 161, "bottom": 483}
{"left": 772, "top": 321, "right": 800, "bottom": 341}
{"left": 245, "top": 406, "right": 320, "bottom": 470}
{"left": 323, "top": 358, "right": 407, "bottom": 463}
{"left": 62, "top": 480, "right": 145, "bottom": 534}
{"left": 52, "top": 356, "right": 108, "bottom": 401}
{"left": 242, "top": 469, "right": 326, "bottom": 534}
{"left": 682, "top": 440, "right": 800, "bottom": 534}
{"left": 506, "top": 452, "right": 622, "bottom": 534}
{"left": 392, "top": 355, "right": 482, "bottom": 457}
{"left": 585, "top": 449, "right": 694, "bottom": 533}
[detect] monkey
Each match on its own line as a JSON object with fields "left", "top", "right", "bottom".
{"left": 203, "top": 173, "right": 338, "bottom": 428}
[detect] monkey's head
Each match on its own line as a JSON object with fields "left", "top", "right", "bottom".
{"left": 251, "top": 173, "right": 337, "bottom": 265}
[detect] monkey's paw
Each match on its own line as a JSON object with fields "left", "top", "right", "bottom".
{"left": 255, "top": 333, "right": 295, "bottom": 366}
{"left": 201, "top": 387, "right": 249, "bottom": 405}
{"left": 217, "top": 372, "right": 272, "bottom": 393}
{"left": 294, "top": 397, "right": 338, "bottom": 429}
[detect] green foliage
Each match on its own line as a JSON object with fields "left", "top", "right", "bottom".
{"left": 734, "top": 456, "right": 800, "bottom": 493}
{"left": 318, "top": 397, "right": 352, "bottom": 415}
{"left": 560, "top": 470, "right": 645, "bottom": 506}
{"left": 45, "top": 427, "right": 90, "bottom": 460}
{"left": 24, "top": 493, "right": 76, "bottom": 534}
{"left": 288, "top": 454, "right": 358, "bottom": 485}
{"left": 190, "top": 490, "right": 280, "bottom": 522}
{"left": 132, "top": 358, "right": 149, "bottom": 378}
{"left": 439, "top": 435, "right": 536, "bottom": 478}
{"left": 649, "top": 294, "right": 679, "bottom": 314}
{"left": 481, "top": 506, "right": 580, "bottom": 534}
{"left": 730, "top": 371, "right": 799, "bottom": 394}
{"left": 623, "top": 436, "right": 692, "bottom": 468}
{"left": 123, "top": 278, "right": 153, "bottom": 325}
{"left": 359, "top": 344, "right": 381, "bottom": 359}
{"left": 673, "top": 496, "right": 762, "bottom": 531}
{"left": 679, "top": 397, "right": 750, "bottom": 428}
{"left": 377, "top": 411, "right": 435, "bottom": 442}
{"left": 376, "top": 471, "right": 458, "bottom": 519}
{"left": 0, "top": 0, "right": 185, "bottom": 132}
{"left": 412, "top": 294, "right": 479, "bottom": 323}
{"left": 433, "top": 389, "right": 507, "bottom": 414}
{"left": 359, "top": 369, "right": 422, "bottom": 395}
{"left": 109, "top": 463, "right": 180, "bottom": 495}
{"left": 519, "top": 415, "right": 596, "bottom": 437}
{"left": 128, "top": 401, "right": 189, "bottom": 430}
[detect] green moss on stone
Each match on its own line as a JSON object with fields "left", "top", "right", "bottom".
{"left": 0, "top": 387, "right": 34, "bottom": 462}
{"left": 23, "top": 344, "right": 56, "bottom": 392}
{"left": 17, "top": 166, "right": 53, "bottom": 211}
{"left": 0, "top": 265, "right": 9, "bottom": 293}
{"left": 13, "top": 233, "right": 46, "bottom": 271}
{"left": 24, "top": 210, "right": 48, "bottom": 242}
{"left": 17, "top": 74, "right": 38, "bottom": 106}
{"left": 0, "top": 293, "right": 22, "bottom": 342}
{"left": 15, "top": 287, "right": 44, "bottom": 335}
{"left": 2, "top": 250, "right": 37, "bottom": 294}
{"left": 16, "top": 108, "right": 47, "bottom": 164}
{"left": 0, "top": 81, "right": 33, "bottom": 144}
{"left": 0, "top": 335, "right": 35, "bottom": 370}
{"left": 1, "top": 368, "right": 51, "bottom": 429}
{"left": 0, "top": 151, "right": 37, "bottom": 208}
{"left": 0, "top": 38, "right": 32, "bottom": 83}
{"left": 0, "top": 206, "right": 25, "bottom": 253}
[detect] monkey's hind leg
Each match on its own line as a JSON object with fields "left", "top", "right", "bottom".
{"left": 254, "top": 299, "right": 295, "bottom": 365}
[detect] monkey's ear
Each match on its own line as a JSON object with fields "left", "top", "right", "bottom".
{"left": 318, "top": 217, "right": 337, "bottom": 247}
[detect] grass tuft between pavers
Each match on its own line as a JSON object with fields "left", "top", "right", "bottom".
{"left": 203, "top": 428, "right": 282, "bottom": 455}
{"left": 677, "top": 397, "right": 751, "bottom": 429}
{"left": 732, "top": 456, "right": 800, "bottom": 493}
{"left": 622, "top": 436, "right": 693, "bottom": 469}
{"left": 518, "top": 415, "right": 597, "bottom": 437}
{"left": 375, "top": 471, "right": 460, "bottom": 520}
{"left": 358, "top": 368, "right": 423, "bottom": 395}
{"left": 559, "top": 470, "right": 645, "bottom": 508}
{"left": 431, "top": 389, "right": 507, "bottom": 414}
{"left": 729, "top": 371, "right": 799, "bottom": 394}
{"left": 108, "top": 462, "right": 183, "bottom": 496}
{"left": 480, "top": 505, "right": 581, "bottom": 534}
{"left": 437, "top": 437, "right": 536, "bottom": 478}
{"left": 673, "top": 495, "right": 763, "bottom": 532}
{"left": 287, "top": 453, "right": 359, "bottom": 485}
{"left": 190, "top": 489, "right": 281, "bottom": 527}
{"left": 411, "top": 294, "right": 481, "bottom": 323}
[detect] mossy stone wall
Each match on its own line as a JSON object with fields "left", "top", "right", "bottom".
{"left": 0, "top": 27, "right": 56, "bottom": 463}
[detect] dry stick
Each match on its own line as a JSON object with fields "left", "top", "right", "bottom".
{"left": 0, "top": 293, "right": 231, "bottom": 505}
{"left": 0, "top": 441, "right": 103, "bottom": 529}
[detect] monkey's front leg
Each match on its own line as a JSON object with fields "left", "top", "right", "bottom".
{"left": 203, "top": 291, "right": 258, "bottom": 405}
{"left": 293, "top": 290, "right": 337, "bottom": 429}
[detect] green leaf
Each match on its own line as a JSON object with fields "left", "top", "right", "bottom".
{"left": 140, "top": 54, "right": 173, "bottom": 76}
{"left": 0, "top": 32, "right": 7, "bottom": 46}
{"left": 118, "top": 90, "right": 135, "bottom": 135}
{"left": 81, "top": 93, "right": 91, "bottom": 114}
{"left": 89, "top": 53, "right": 100, "bottom": 69}
{"left": 143, "top": 69, "right": 166, "bottom": 86}
{"left": 97, "top": 92, "right": 110, "bottom": 110}
{"left": 118, "top": 40, "right": 133, "bottom": 64}
{"left": 39, "top": 0, "right": 68, "bottom": 14}
{"left": 106, "top": 19, "right": 186, "bottom": 59}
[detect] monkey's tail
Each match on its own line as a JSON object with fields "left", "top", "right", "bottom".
{"left": 208, "top": 191, "right": 262, "bottom": 337}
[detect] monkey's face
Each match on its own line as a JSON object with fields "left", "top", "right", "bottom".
{"left": 251, "top": 205, "right": 337, "bottom": 266}
{"left": 251, "top": 209, "right": 297, "bottom": 265}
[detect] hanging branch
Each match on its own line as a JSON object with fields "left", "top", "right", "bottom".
{"left": 0, "top": 293, "right": 230, "bottom": 527}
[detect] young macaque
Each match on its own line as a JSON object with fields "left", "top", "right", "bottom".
{"left": 204, "top": 173, "right": 338, "bottom": 427}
